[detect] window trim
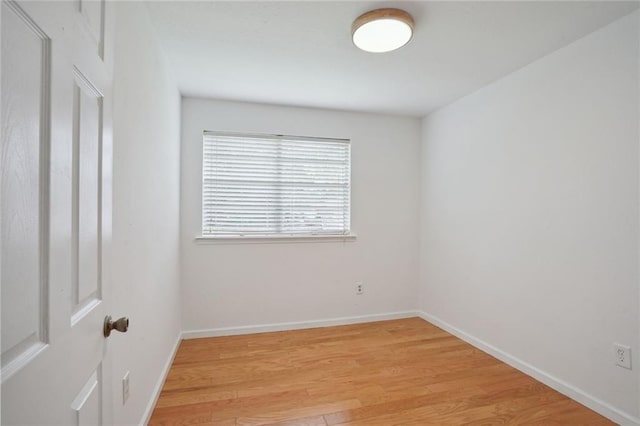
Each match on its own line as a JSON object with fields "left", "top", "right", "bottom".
{"left": 194, "top": 233, "right": 357, "bottom": 244}
{"left": 200, "top": 130, "right": 353, "bottom": 241}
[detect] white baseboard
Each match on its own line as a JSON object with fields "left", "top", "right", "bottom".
{"left": 140, "top": 332, "right": 182, "bottom": 426}
{"left": 182, "top": 310, "right": 419, "bottom": 340}
{"left": 416, "top": 310, "right": 640, "bottom": 426}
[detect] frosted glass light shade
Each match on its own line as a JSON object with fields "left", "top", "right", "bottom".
{"left": 352, "top": 9, "right": 414, "bottom": 53}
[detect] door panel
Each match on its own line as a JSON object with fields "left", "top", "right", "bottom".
{"left": 77, "top": 0, "right": 105, "bottom": 58}
{"left": 1, "top": 0, "right": 51, "bottom": 380}
{"left": 72, "top": 69, "right": 103, "bottom": 322}
{"left": 1, "top": 1, "right": 114, "bottom": 424}
{"left": 71, "top": 368, "right": 102, "bottom": 426}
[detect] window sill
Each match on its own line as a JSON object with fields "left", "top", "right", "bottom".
{"left": 195, "top": 233, "right": 357, "bottom": 244}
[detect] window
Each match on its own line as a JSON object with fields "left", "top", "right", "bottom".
{"left": 202, "top": 131, "right": 351, "bottom": 238}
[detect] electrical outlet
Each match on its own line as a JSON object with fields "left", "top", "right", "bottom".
{"left": 356, "top": 282, "right": 364, "bottom": 295}
{"left": 614, "top": 344, "right": 631, "bottom": 369}
{"left": 122, "top": 371, "right": 130, "bottom": 404}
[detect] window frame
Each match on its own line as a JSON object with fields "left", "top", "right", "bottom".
{"left": 197, "top": 131, "right": 356, "bottom": 243}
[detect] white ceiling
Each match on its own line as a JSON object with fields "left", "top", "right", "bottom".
{"left": 145, "top": 1, "right": 639, "bottom": 117}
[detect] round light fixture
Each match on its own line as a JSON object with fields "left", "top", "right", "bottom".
{"left": 352, "top": 8, "right": 414, "bottom": 53}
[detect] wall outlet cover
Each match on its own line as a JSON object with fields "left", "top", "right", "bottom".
{"left": 614, "top": 343, "right": 631, "bottom": 370}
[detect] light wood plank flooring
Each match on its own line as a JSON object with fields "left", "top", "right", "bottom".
{"left": 149, "top": 317, "right": 612, "bottom": 425}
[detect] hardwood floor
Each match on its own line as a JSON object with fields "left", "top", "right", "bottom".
{"left": 149, "top": 318, "right": 612, "bottom": 425}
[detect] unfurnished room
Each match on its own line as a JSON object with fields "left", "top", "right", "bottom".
{"left": 1, "top": 1, "right": 639, "bottom": 425}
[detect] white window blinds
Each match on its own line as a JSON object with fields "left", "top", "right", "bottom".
{"left": 202, "top": 131, "right": 351, "bottom": 237}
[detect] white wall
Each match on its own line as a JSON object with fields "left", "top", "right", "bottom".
{"left": 180, "top": 99, "right": 421, "bottom": 333}
{"left": 419, "top": 11, "right": 639, "bottom": 422}
{"left": 111, "top": 3, "right": 181, "bottom": 425}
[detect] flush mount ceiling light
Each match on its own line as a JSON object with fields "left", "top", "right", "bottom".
{"left": 352, "top": 8, "right": 414, "bottom": 53}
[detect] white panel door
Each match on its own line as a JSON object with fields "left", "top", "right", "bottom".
{"left": 1, "top": 1, "right": 117, "bottom": 424}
